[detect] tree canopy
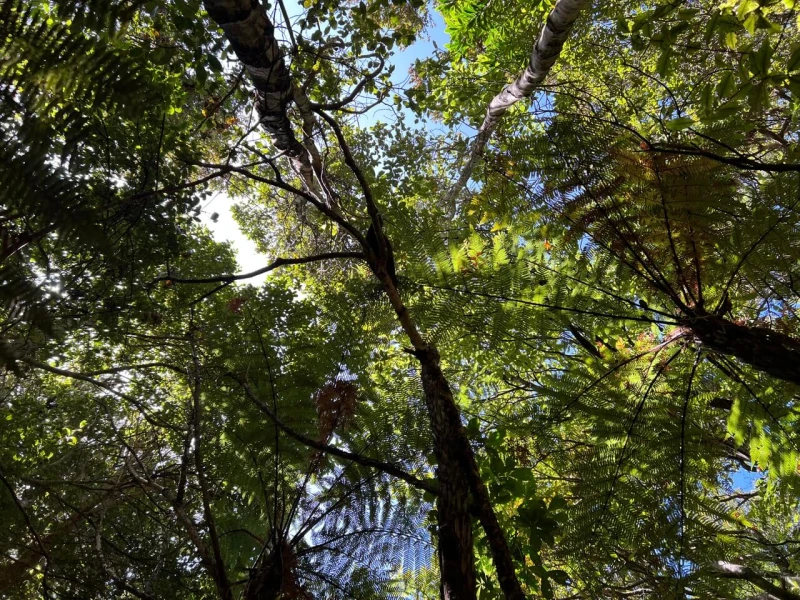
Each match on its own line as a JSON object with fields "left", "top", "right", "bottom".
{"left": 3, "top": 0, "right": 800, "bottom": 598}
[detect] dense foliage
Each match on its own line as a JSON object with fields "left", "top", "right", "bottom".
{"left": 3, "top": 0, "right": 800, "bottom": 598}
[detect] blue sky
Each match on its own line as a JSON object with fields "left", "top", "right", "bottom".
{"left": 731, "top": 466, "right": 762, "bottom": 492}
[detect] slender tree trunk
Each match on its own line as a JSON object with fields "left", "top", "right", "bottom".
{"left": 444, "top": 0, "right": 588, "bottom": 205}
{"left": 415, "top": 347, "right": 526, "bottom": 600}
{"left": 685, "top": 311, "right": 800, "bottom": 386}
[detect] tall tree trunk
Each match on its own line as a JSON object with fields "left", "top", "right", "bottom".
{"left": 444, "top": 0, "right": 588, "bottom": 205}
{"left": 415, "top": 347, "right": 526, "bottom": 600}
{"left": 383, "top": 272, "right": 526, "bottom": 600}
{"left": 201, "top": 4, "right": 526, "bottom": 597}
{"left": 685, "top": 311, "right": 800, "bottom": 386}
{"left": 417, "top": 347, "right": 478, "bottom": 600}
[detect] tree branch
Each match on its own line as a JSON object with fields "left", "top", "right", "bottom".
{"left": 646, "top": 144, "right": 800, "bottom": 173}
{"left": 231, "top": 375, "right": 438, "bottom": 496}
{"left": 20, "top": 358, "right": 183, "bottom": 432}
{"left": 153, "top": 252, "right": 365, "bottom": 285}
{"left": 185, "top": 160, "right": 366, "bottom": 244}
{"left": 711, "top": 561, "right": 800, "bottom": 600}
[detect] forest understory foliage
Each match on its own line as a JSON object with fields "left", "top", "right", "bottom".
{"left": 2, "top": 0, "right": 800, "bottom": 598}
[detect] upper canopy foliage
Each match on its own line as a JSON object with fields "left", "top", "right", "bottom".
{"left": 2, "top": 0, "right": 800, "bottom": 598}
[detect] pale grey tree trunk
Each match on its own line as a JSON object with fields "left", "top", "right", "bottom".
{"left": 203, "top": 0, "right": 329, "bottom": 199}
{"left": 712, "top": 561, "right": 800, "bottom": 600}
{"left": 203, "top": 0, "right": 301, "bottom": 155}
{"left": 444, "top": 0, "right": 588, "bottom": 206}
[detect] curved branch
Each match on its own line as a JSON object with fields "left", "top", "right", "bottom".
{"left": 313, "top": 109, "right": 377, "bottom": 220}
{"left": 231, "top": 375, "right": 438, "bottom": 496}
{"left": 185, "top": 160, "right": 366, "bottom": 244}
{"left": 711, "top": 561, "right": 800, "bottom": 600}
{"left": 20, "top": 358, "right": 183, "bottom": 432}
{"left": 153, "top": 252, "right": 365, "bottom": 285}
{"left": 717, "top": 194, "right": 800, "bottom": 309}
{"left": 0, "top": 466, "right": 49, "bottom": 571}
{"left": 646, "top": 144, "right": 800, "bottom": 173}
{"left": 425, "top": 282, "right": 679, "bottom": 325}
{"left": 310, "top": 56, "right": 385, "bottom": 110}
{"left": 123, "top": 168, "right": 235, "bottom": 205}
{"left": 80, "top": 362, "right": 188, "bottom": 376}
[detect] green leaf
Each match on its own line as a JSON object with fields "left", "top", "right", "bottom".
{"left": 743, "top": 12, "right": 758, "bottom": 34}
{"left": 749, "top": 40, "right": 773, "bottom": 76}
{"left": 700, "top": 83, "right": 714, "bottom": 114}
{"left": 656, "top": 50, "right": 671, "bottom": 76}
{"left": 736, "top": 0, "right": 759, "bottom": 20}
{"left": 788, "top": 75, "right": 800, "bottom": 99}
{"left": 716, "top": 71, "right": 736, "bottom": 98}
{"left": 548, "top": 569, "right": 570, "bottom": 585}
{"left": 207, "top": 55, "right": 223, "bottom": 73}
{"left": 665, "top": 116, "right": 695, "bottom": 130}
{"left": 788, "top": 46, "right": 800, "bottom": 73}
{"left": 511, "top": 467, "right": 534, "bottom": 482}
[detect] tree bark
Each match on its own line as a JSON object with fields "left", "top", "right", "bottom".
{"left": 711, "top": 561, "right": 800, "bottom": 600}
{"left": 417, "top": 347, "right": 478, "bottom": 600}
{"left": 202, "top": 0, "right": 316, "bottom": 187}
{"left": 244, "top": 544, "right": 285, "bottom": 600}
{"left": 443, "top": 0, "right": 588, "bottom": 205}
{"left": 415, "top": 346, "right": 526, "bottom": 600}
{"left": 381, "top": 267, "right": 526, "bottom": 600}
{"left": 684, "top": 311, "right": 800, "bottom": 386}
